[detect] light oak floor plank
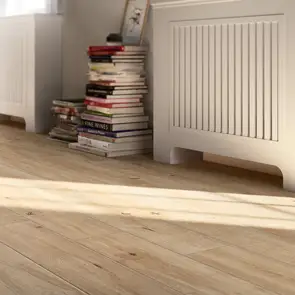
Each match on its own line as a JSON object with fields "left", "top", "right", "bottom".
{"left": 0, "top": 221, "right": 181, "bottom": 295}
{"left": 0, "top": 207, "right": 27, "bottom": 227}
{"left": 190, "top": 246, "right": 295, "bottom": 295}
{"left": 0, "top": 242, "right": 85, "bottom": 295}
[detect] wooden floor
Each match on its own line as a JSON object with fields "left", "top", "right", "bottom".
{"left": 0, "top": 124, "right": 295, "bottom": 295}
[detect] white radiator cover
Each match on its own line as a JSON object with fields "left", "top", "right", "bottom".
{"left": 152, "top": 0, "right": 295, "bottom": 191}
{"left": 0, "top": 14, "right": 62, "bottom": 133}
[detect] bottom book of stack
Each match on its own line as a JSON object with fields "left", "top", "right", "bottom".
{"left": 69, "top": 129, "right": 153, "bottom": 158}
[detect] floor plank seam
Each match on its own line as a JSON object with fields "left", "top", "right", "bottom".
{"left": 82, "top": 216, "right": 292, "bottom": 295}
{"left": 2, "top": 217, "right": 185, "bottom": 295}
{"left": 0, "top": 239, "right": 92, "bottom": 295}
{"left": 77, "top": 218, "right": 281, "bottom": 295}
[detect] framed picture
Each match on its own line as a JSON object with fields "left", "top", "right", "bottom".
{"left": 121, "top": 0, "right": 150, "bottom": 45}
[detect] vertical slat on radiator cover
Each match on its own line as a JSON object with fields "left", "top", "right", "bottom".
{"left": 172, "top": 17, "right": 282, "bottom": 142}
{"left": 0, "top": 19, "right": 29, "bottom": 107}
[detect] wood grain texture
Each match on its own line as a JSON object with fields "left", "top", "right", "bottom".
{"left": 0, "top": 242, "right": 84, "bottom": 295}
{"left": 191, "top": 246, "right": 295, "bottom": 295}
{"left": 0, "top": 221, "right": 180, "bottom": 295}
{"left": 0, "top": 124, "right": 295, "bottom": 295}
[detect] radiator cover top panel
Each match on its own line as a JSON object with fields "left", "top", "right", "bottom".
{"left": 171, "top": 15, "right": 284, "bottom": 142}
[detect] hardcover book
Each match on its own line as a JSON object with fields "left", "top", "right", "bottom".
{"left": 69, "top": 143, "right": 152, "bottom": 158}
{"left": 77, "top": 127, "right": 152, "bottom": 138}
{"left": 81, "top": 119, "right": 148, "bottom": 132}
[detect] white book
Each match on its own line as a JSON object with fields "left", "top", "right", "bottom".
{"left": 89, "top": 76, "right": 146, "bottom": 84}
{"left": 79, "top": 133, "right": 153, "bottom": 143}
{"left": 78, "top": 136, "right": 153, "bottom": 151}
{"left": 111, "top": 122, "right": 148, "bottom": 131}
{"left": 81, "top": 113, "right": 149, "bottom": 124}
{"left": 89, "top": 62, "right": 144, "bottom": 68}
{"left": 85, "top": 96, "right": 142, "bottom": 103}
{"left": 105, "top": 51, "right": 147, "bottom": 56}
{"left": 111, "top": 55, "right": 146, "bottom": 59}
{"left": 89, "top": 89, "right": 148, "bottom": 95}
{"left": 87, "top": 105, "right": 144, "bottom": 115}
{"left": 69, "top": 143, "right": 152, "bottom": 158}
{"left": 88, "top": 72, "right": 144, "bottom": 80}
{"left": 77, "top": 128, "right": 153, "bottom": 138}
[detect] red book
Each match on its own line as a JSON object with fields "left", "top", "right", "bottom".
{"left": 84, "top": 100, "right": 143, "bottom": 108}
{"left": 88, "top": 51, "right": 146, "bottom": 56}
{"left": 88, "top": 46, "right": 146, "bottom": 53}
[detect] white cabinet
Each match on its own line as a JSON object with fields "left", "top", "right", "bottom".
{"left": 152, "top": 0, "right": 295, "bottom": 191}
{"left": 0, "top": 14, "right": 62, "bottom": 133}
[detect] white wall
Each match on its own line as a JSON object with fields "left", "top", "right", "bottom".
{"left": 62, "top": 0, "right": 125, "bottom": 99}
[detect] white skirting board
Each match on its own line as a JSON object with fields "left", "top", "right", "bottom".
{"left": 0, "top": 14, "right": 62, "bottom": 133}
{"left": 152, "top": 0, "right": 295, "bottom": 191}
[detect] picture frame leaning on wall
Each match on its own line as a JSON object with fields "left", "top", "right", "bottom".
{"left": 121, "top": 0, "right": 150, "bottom": 45}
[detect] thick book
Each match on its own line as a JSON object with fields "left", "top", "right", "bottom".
{"left": 78, "top": 136, "right": 153, "bottom": 151}
{"left": 53, "top": 127, "right": 78, "bottom": 136}
{"left": 85, "top": 92, "right": 145, "bottom": 99}
{"left": 53, "top": 99, "right": 85, "bottom": 107}
{"left": 88, "top": 73, "right": 144, "bottom": 80}
{"left": 87, "top": 105, "right": 144, "bottom": 115}
{"left": 85, "top": 96, "right": 142, "bottom": 104}
{"left": 51, "top": 106, "right": 84, "bottom": 116}
{"left": 88, "top": 81, "right": 146, "bottom": 87}
{"left": 86, "top": 87, "right": 148, "bottom": 96}
{"left": 85, "top": 101, "right": 143, "bottom": 108}
{"left": 81, "top": 113, "right": 149, "bottom": 124}
{"left": 87, "top": 82, "right": 146, "bottom": 90}
{"left": 89, "top": 51, "right": 147, "bottom": 56}
{"left": 88, "top": 75, "right": 146, "bottom": 84}
{"left": 89, "top": 56, "right": 145, "bottom": 62}
{"left": 91, "top": 70, "right": 145, "bottom": 76}
{"left": 69, "top": 143, "right": 152, "bottom": 158}
{"left": 86, "top": 84, "right": 147, "bottom": 90}
{"left": 83, "top": 111, "right": 138, "bottom": 119}
{"left": 89, "top": 55, "right": 146, "bottom": 60}
{"left": 88, "top": 46, "right": 147, "bottom": 52}
{"left": 89, "top": 63, "right": 144, "bottom": 71}
{"left": 55, "top": 114, "right": 81, "bottom": 124}
{"left": 49, "top": 132, "right": 77, "bottom": 142}
{"left": 79, "top": 132, "right": 152, "bottom": 143}
{"left": 81, "top": 119, "right": 148, "bottom": 132}
{"left": 77, "top": 127, "right": 152, "bottom": 138}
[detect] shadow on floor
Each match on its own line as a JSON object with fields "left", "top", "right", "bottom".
{"left": 0, "top": 202, "right": 294, "bottom": 295}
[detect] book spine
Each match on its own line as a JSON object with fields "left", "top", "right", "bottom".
{"left": 69, "top": 143, "right": 106, "bottom": 157}
{"left": 81, "top": 120, "right": 112, "bottom": 131}
{"left": 88, "top": 46, "right": 125, "bottom": 52}
{"left": 87, "top": 84, "right": 114, "bottom": 90}
{"left": 79, "top": 133, "right": 116, "bottom": 143}
{"left": 85, "top": 101, "right": 113, "bottom": 108}
{"left": 77, "top": 127, "right": 118, "bottom": 137}
{"left": 87, "top": 106, "right": 111, "bottom": 115}
{"left": 85, "top": 97, "right": 141, "bottom": 104}
{"left": 85, "top": 101, "right": 141, "bottom": 108}
{"left": 89, "top": 59, "right": 113, "bottom": 63}
{"left": 81, "top": 114, "right": 111, "bottom": 124}
{"left": 86, "top": 91, "right": 107, "bottom": 98}
{"left": 78, "top": 136, "right": 111, "bottom": 150}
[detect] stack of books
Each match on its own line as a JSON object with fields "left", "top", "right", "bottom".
{"left": 69, "top": 45, "right": 153, "bottom": 158}
{"left": 49, "top": 99, "right": 85, "bottom": 143}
